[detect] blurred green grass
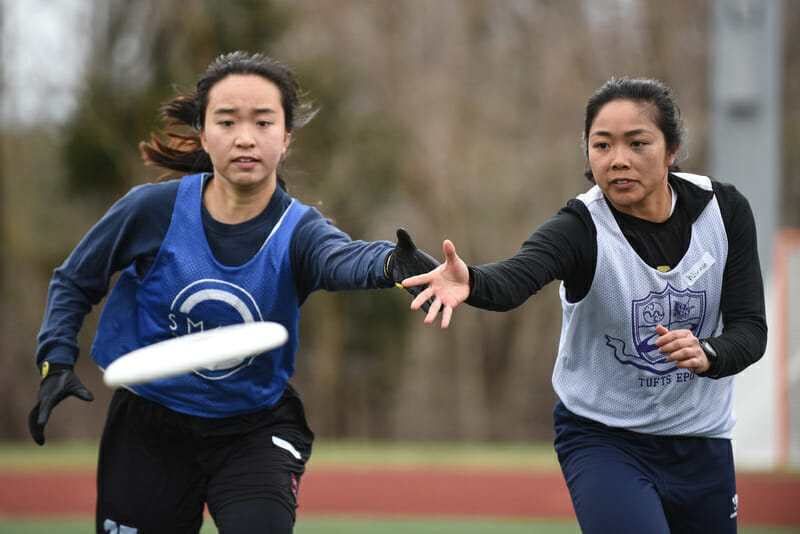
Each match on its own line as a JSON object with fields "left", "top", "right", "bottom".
{"left": 0, "top": 441, "right": 99, "bottom": 469}
{"left": 0, "top": 517, "right": 583, "bottom": 534}
{"left": 2, "top": 440, "right": 797, "bottom": 534}
{"left": 0, "top": 439, "right": 560, "bottom": 470}
{"left": 0, "top": 439, "right": 567, "bottom": 533}
{"left": 0, "top": 518, "right": 798, "bottom": 534}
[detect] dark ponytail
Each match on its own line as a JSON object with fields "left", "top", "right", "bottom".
{"left": 139, "top": 92, "right": 211, "bottom": 175}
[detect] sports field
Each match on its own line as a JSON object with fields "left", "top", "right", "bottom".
{"left": 0, "top": 517, "right": 583, "bottom": 533}
{"left": 1, "top": 441, "right": 798, "bottom": 533}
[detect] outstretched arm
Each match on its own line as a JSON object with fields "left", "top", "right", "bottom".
{"left": 402, "top": 240, "right": 470, "bottom": 328}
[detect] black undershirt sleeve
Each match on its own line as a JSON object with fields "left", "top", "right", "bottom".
{"left": 466, "top": 200, "right": 596, "bottom": 311}
{"left": 464, "top": 177, "right": 767, "bottom": 379}
{"left": 703, "top": 181, "right": 768, "bottom": 377}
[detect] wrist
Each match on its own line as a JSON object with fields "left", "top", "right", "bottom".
{"left": 698, "top": 339, "right": 719, "bottom": 378}
{"left": 39, "top": 362, "right": 73, "bottom": 380}
{"left": 384, "top": 251, "right": 393, "bottom": 280}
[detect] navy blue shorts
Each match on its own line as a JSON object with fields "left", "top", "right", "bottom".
{"left": 553, "top": 401, "right": 737, "bottom": 533}
{"left": 96, "top": 385, "right": 314, "bottom": 534}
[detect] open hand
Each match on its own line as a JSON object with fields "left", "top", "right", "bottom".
{"left": 403, "top": 240, "right": 470, "bottom": 328}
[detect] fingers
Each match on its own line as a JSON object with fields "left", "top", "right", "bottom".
{"left": 405, "top": 239, "right": 464, "bottom": 328}
{"left": 423, "top": 297, "right": 442, "bottom": 324}
{"left": 410, "top": 287, "right": 434, "bottom": 310}
{"left": 403, "top": 272, "right": 432, "bottom": 288}
{"left": 395, "top": 228, "right": 413, "bottom": 250}
{"left": 28, "top": 403, "right": 45, "bottom": 446}
{"left": 656, "top": 326, "right": 696, "bottom": 354}
{"left": 74, "top": 386, "right": 95, "bottom": 402}
{"left": 37, "top": 399, "right": 55, "bottom": 427}
{"left": 655, "top": 325, "right": 707, "bottom": 372}
{"left": 441, "top": 306, "right": 453, "bottom": 329}
{"left": 420, "top": 297, "right": 454, "bottom": 328}
{"left": 417, "top": 298, "right": 432, "bottom": 313}
{"left": 442, "top": 239, "right": 461, "bottom": 264}
{"left": 28, "top": 371, "right": 95, "bottom": 446}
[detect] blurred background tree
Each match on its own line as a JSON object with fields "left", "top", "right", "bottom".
{"left": 0, "top": 0, "right": 797, "bottom": 444}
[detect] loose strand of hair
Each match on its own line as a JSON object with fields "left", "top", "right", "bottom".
{"left": 140, "top": 92, "right": 210, "bottom": 175}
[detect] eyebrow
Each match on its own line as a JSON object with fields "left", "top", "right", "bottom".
{"left": 212, "top": 107, "right": 278, "bottom": 115}
{"left": 590, "top": 128, "right": 654, "bottom": 138}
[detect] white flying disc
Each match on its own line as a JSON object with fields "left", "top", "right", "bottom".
{"left": 103, "top": 322, "right": 289, "bottom": 387}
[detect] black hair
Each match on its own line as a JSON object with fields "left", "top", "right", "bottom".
{"left": 139, "top": 51, "right": 316, "bottom": 188}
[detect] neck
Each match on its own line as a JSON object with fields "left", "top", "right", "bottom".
{"left": 634, "top": 186, "right": 672, "bottom": 222}
{"left": 203, "top": 176, "right": 276, "bottom": 224}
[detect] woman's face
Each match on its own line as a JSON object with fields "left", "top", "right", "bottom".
{"left": 587, "top": 99, "right": 677, "bottom": 222}
{"left": 200, "top": 74, "right": 290, "bottom": 193}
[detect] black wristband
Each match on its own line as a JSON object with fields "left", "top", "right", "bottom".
{"left": 698, "top": 340, "right": 720, "bottom": 378}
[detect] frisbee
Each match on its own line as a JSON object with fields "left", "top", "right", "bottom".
{"left": 103, "top": 322, "right": 289, "bottom": 387}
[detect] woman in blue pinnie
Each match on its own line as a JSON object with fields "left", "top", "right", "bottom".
{"left": 29, "top": 51, "right": 436, "bottom": 534}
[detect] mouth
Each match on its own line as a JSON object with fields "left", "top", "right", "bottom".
{"left": 232, "top": 156, "right": 260, "bottom": 169}
{"left": 609, "top": 178, "right": 636, "bottom": 188}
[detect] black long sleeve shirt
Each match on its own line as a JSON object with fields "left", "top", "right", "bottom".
{"left": 466, "top": 175, "right": 767, "bottom": 378}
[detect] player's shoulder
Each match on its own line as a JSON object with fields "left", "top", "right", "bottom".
{"left": 673, "top": 172, "right": 754, "bottom": 231}
{"left": 533, "top": 197, "right": 595, "bottom": 250}
{"left": 293, "top": 200, "right": 330, "bottom": 228}
{"left": 119, "top": 178, "right": 181, "bottom": 207}
{"left": 98, "top": 179, "right": 181, "bottom": 231}
{"left": 671, "top": 171, "right": 747, "bottom": 207}
{"left": 710, "top": 179, "right": 755, "bottom": 231}
{"left": 575, "top": 183, "right": 605, "bottom": 207}
{"left": 672, "top": 171, "right": 713, "bottom": 191}
{"left": 709, "top": 178, "right": 749, "bottom": 206}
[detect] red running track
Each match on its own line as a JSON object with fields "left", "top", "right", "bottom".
{"left": 1, "top": 467, "right": 798, "bottom": 527}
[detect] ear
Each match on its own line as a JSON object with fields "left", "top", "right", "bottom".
{"left": 282, "top": 131, "right": 291, "bottom": 155}
{"left": 200, "top": 128, "right": 209, "bottom": 153}
{"left": 666, "top": 147, "right": 678, "bottom": 167}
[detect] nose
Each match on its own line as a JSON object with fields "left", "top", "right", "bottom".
{"left": 234, "top": 126, "right": 256, "bottom": 147}
{"left": 610, "top": 147, "right": 630, "bottom": 169}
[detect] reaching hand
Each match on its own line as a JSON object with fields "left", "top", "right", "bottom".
{"left": 402, "top": 239, "right": 470, "bottom": 328}
{"left": 29, "top": 364, "right": 94, "bottom": 446}
{"left": 386, "top": 228, "right": 441, "bottom": 312}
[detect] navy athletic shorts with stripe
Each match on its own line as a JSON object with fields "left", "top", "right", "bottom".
{"left": 96, "top": 384, "right": 314, "bottom": 534}
{"left": 553, "top": 400, "right": 737, "bottom": 534}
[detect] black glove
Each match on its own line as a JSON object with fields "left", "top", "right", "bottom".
{"left": 385, "top": 228, "right": 440, "bottom": 312}
{"left": 29, "top": 363, "right": 94, "bottom": 446}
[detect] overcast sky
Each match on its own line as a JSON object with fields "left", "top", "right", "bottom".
{"left": 2, "top": 0, "right": 93, "bottom": 127}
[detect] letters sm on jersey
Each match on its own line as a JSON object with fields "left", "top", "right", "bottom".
{"left": 168, "top": 278, "right": 265, "bottom": 379}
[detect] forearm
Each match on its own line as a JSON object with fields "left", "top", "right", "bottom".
{"left": 37, "top": 238, "right": 130, "bottom": 368}
{"left": 35, "top": 183, "right": 173, "bottom": 368}
{"left": 313, "top": 236, "right": 394, "bottom": 291}
{"left": 702, "top": 182, "right": 768, "bottom": 378}
{"left": 702, "top": 316, "right": 767, "bottom": 378}
{"left": 465, "top": 206, "right": 593, "bottom": 311}
{"left": 36, "top": 270, "right": 98, "bottom": 368}
{"left": 292, "top": 212, "right": 395, "bottom": 298}
{"left": 466, "top": 257, "right": 550, "bottom": 311}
